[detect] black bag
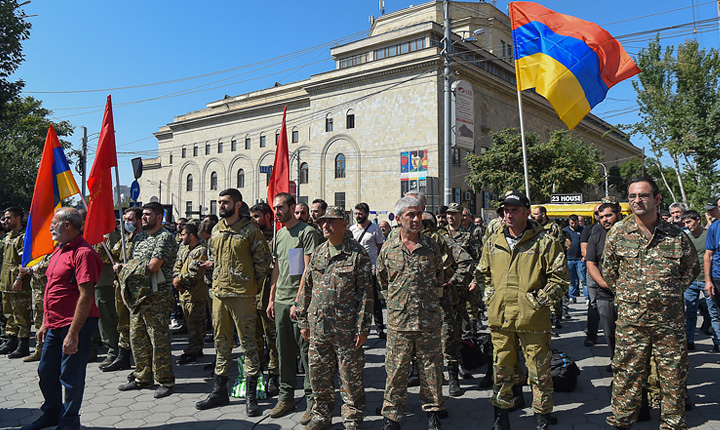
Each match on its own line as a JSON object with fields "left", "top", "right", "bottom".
{"left": 460, "top": 333, "right": 492, "bottom": 370}
{"left": 550, "top": 349, "right": 580, "bottom": 392}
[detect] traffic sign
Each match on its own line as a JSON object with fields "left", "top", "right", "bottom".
{"left": 131, "top": 157, "right": 143, "bottom": 179}
{"left": 130, "top": 181, "right": 140, "bottom": 201}
{"left": 260, "top": 165, "right": 273, "bottom": 174}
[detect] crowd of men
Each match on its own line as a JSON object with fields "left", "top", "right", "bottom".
{"left": 1, "top": 176, "right": 719, "bottom": 430}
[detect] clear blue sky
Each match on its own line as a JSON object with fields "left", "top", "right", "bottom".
{"left": 14, "top": 0, "right": 720, "bottom": 187}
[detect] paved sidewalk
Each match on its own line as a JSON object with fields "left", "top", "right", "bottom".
{"left": 2, "top": 301, "right": 719, "bottom": 429}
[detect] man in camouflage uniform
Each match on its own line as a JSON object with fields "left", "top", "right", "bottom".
{"left": 377, "top": 196, "right": 445, "bottom": 430}
{"left": 297, "top": 207, "right": 373, "bottom": 430}
{"left": 250, "top": 202, "right": 280, "bottom": 397}
{"left": 21, "top": 254, "right": 51, "bottom": 362}
{"left": 116, "top": 202, "right": 178, "bottom": 398}
{"left": 102, "top": 207, "right": 142, "bottom": 372}
{"left": 471, "top": 191, "right": 569, "bottom": 430}
{"left": 94, "top": 228, "right": 121, "bottom": 369}
{"left": 445, "top": 203, "right": 482, "bottom": 330}
{"left": 0, "top": 207, "right": 32, "bottom": 358}
{"left": 531, "top": 205, "right": 567, "bottom": 329}
{"left": 172, "top": 223, "right": 208, "bottom": 364}
{"left": 196, "top": 189, "right": 271, "bottom": 415}
{"left": 603, "top": 178, "right": 700, "bottom": 430}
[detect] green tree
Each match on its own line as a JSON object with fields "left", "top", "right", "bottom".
{"left": 465, "top": 128, "right": 602, "bottom": 204}
{"left": 0, "top": 0, "right": 32, "bottom": 109}
{"left": 614, "top": 157, "right": 682, "bottom": 207}
{"left": 0, "top": 96, "right": 75, "bottom": 209}
{"left": 627, "top": 36, "right": 720, "bottom": 210}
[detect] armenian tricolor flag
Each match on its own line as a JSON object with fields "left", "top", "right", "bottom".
{"left": 510, "top": 2, "right": 640, "bottom": 129}
{"left": 21, "top": 126, "right": 81, "bottom": 267}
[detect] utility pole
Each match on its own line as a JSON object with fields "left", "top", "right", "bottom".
{"left": 443, "top": 0, "right": 452, "bottom": 206}
{"left": 81, "top": 126, "right": 88, "bottom": 198}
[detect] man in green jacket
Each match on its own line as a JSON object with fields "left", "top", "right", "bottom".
{"left": 471, "top": 191, "right": 569, "bottom": 430}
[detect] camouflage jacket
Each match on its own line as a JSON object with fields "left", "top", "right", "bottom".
{"left": 124, "top": 227, "right": 177, "bottom": 290}
{"left": 377, "top": 232, "right": 443, "bottom": 332}
{"left": 30, "top": 254, "right": 51, "bottom": 302}
{"left": 94, "top": 230, "right": 121, "bottom": 287}
{"left": 475, "top": 220, "right": 569, "bottom": 333}
{"left": 602, "top": 215, "right": 700, "bottom": 327}
{"left": 438, "top": 231, "right": 474, "bottom": 304}
{"left": 111, "top": 232, "right": 139, "bottom": 263}
{"left": 1, "top": 229, "right": 29, "bottom": 293}
{"left": 540, "top": 220, "right": 564, "bottom": 243}
{"left": 448, "top": 228, "right": 480, "bottom": 263}
{"left": 207, "top": 216, "right": 271, "bottom": 298}
{"left": 172, "top": 241, "right": 209, "bottom": 301}
{"left": 461, "top": 224, "right": 484, "bottom": 253}
{"left": 296, "top": 237, "right": 373, "bottom": 338}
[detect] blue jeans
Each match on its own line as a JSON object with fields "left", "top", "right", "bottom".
{"left": 708, "top": 279, "right": 720, "bottom": 347}
{"left": 38, "top": 317, "right": 98, "bottom": 427}
{"left": 567, "top": 260, "right": 587, "bottom": 300}
{"left": 684, "top": 281, "right": 705, "bottom": 343}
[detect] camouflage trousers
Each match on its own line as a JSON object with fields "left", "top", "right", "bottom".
{"left": 115, "top": 282, "right": 131, "bottom": 350}
{"left": 491, "top": 329, "right": 553, "bottom": 414}
{"left": 382, "top": 329, "right": 444, "bottom": 422}
{"left": 212, "top": 296, "right": 260, "bottom": 378}
{"left": 2, "top": 291, "right": 31, "bottom": 338}
{"left": 180, "top": 298, "right": 207, "bottom": 356}
{"left": 254, "top": 307, "right": 278, "bottom": 375}
{"left": 309, "top": 333, "right": 366, "bottom": 426}
{"left": 31, "top": 288, "right": 44, "bottom": 329}
{"left": 440, "top": 293, "right": 461, "bottom": 367}
{"left": 129, "top": 291, "right": 175, "bottom": 388}
{"left": 608, "top": 322, "right": 688, "bottom": 430}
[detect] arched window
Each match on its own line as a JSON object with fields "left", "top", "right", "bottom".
{"left": 181, "top": 148, "right": 186, "bottom": 158}
{"left": 325, "top": 113, "right": 334, "bottom": 132}
{"left": 291, "top": 127, "right": 299, "bottom": 143}
{"left": 346, "top": 109, "right": 355, "bottom": 129}
{"left": 237, "top": 169, "right": 245, "bottom": 188}
{"left": 210, "top": 171, "right": 218, "bottom": 190}
{"left": 217, "top": 140, "right": 223, "bottom": 153}
{"left": 193, "top": 145, "right": 198, "bottom": 157}
{"left": 335, "top": 153, "right": 346, "bottom": 179}
{"left": 299, "top": 162, "right": 309, "bottom": 184}
{"left": 186, "top": 174, "right": 193, "bottom": 192}
{"left": 275, "top": 129, "right": 280, "bottom": 145}
{"left": 260, "top": 133, "right": 266, "bottom": 148}
{"left": 169, "top": 153, "right": 173, "bottom": 164}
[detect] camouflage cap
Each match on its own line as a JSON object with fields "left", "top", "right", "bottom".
{"left": 317, "top": 206, "right": 346, "bottom": 222}
{"left": 446, "top": 203, "right": 463, "bottom": 213}
{"left": 601, "top": 196, "right": 618, "bottom": 204}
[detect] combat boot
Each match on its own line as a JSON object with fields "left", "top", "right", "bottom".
{"left": 535, "top": 413, "right": 550, "bottom": 430}
{"left": 196, "top": 374, "right": 230, "bottom": 410}
{"left": 638, "top": 387, "right": 651, "bottom": 422}
{"left": 245, "top": 375, "right": 260, "bottom": 417}
{"left": 382, "top": 417, "right": 401, "bottom": 430}
{"left": 9, "top": 338, "right": 30, "bottom": 359}
{"left": 448, "top": 366, "right": 462, "bottom": 397}
{"left": 492, "top": 406, "right": 510, "bottom": 430}
{"left": 427, "top": 411, "right": 443, "bottom": 430}
{"left": 510, "top": 384, "right": 526, "bottom": 411}
{"left": 0, "top": 335, "right": 18, "bottom": 354}
{"left": 101, "top": 347, "right": 131, "bottom": 372}
{"left": 266, "top": 374, "right": 279, "bottom": 397}
{"left": 23, "top": 342, "right": 42, "bottom": 362}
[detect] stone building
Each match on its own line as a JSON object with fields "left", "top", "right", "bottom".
{"left": 138, "top": 0, "right": 641, "bottom": 221}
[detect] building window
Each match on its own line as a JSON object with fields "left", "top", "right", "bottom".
{"left": 169, "top": 154, "right": 173, "bottom": 164}
{"left": 210, "top": 171, "right": 218, "bottom": 190}
{"left": 205, "top": 143, "right": 210, "bottom": 155}
{"left": 299, "top": 162, "right": 309, "bottom": 184}
{"left": 346, "top": 110, "right": 355, "bottom": 129}
{"left": 185, "top": 201, "right": 192, "bottom": 216}
{"left": 231, "top": 138, "right": 237, "bottom": 151}
{"left": 193, "top": 145, "right": 198, "bottom": 157}
{"left": 186, "top": 174, "right": 193, "bottom": 192}
{"left": 210, "top": 200, "right": 217, "bottom": 216}
{"left": 334, "top": 192, "right": 346, "bottom": 209}
{"left": 275, "top": 130, "right": 280, "bottom": 145}
{"left": 181, "top": 148, "right": 186, "bottom": 158}
{"left": 260, "top": 133, "right": 266, "bottom": 148}
{"left": 237, "top": 169, "right": 245, "bottom": 188}
{"left": 218, "top": 141, "right": 223, "bottom": 154}
{"left": 292, "top": 127, "right": 299, "bottom": 143}
{"left": 335, "top": 153, "right": 346, "bottom": 178}
{"left": 325, "top": 114, "right": 333, "bottom": 132}
{"left": 339, "top": 53, "right": 368, "bottom": 69}
{"left": 245, "top": 136, "right": 251, "bottom": 149}
{"left": 374, "top": 37, "right": 425, "bottom": 60}
{"left": 452, "top": 148, "right": 461, "bottom": 167}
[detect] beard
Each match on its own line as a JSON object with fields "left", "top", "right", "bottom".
{"left": 219, "top": 206, "right": 235, "bottom": 219}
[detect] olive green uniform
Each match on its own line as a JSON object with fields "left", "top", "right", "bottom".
{"left": 1, "top": 230, "right": 31, "bottom": 339}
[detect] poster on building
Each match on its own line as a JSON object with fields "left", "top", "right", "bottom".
{"left": 452, "top": 80, "right": 475, "bottom": 151}
{"left": 400, "top": 150, "right": 428, "bottom": 196}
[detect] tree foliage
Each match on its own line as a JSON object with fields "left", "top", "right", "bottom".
{"left": 627, "top": 36, "right": 720, "bottom": 211}
{"left": 465, "top": 128, "right": 602, "bottom": 204}
{"left": 0, "top": 96, "right": 75, "bottom": 209}
{"left": 0, "top": 0, "right": 32, "bottom": 109}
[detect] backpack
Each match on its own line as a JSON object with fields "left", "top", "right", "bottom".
{"left": 550, "top": 350, "right": 580, "bottom": 392}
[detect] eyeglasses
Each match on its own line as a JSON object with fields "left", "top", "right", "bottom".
{"left": 628, "top": 193, "right": 653, "bottom": 201}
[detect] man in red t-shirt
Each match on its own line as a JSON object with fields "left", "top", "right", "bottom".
{"left": 20, "top": 208, "right": 102, "bottom": 430}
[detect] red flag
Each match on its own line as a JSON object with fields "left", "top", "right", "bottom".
{"left": 267, "top": 106, "right": 290, "bottom": 208}
{"left": 85, "top": 95, "right": 118, "bottom": 245}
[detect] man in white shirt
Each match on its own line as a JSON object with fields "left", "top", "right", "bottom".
{"left": 350, "top": 202, "right": 386, "bottom": 339}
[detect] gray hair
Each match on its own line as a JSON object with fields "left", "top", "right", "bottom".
{"left": 394, "top": 196, "right": 422, "bottom": 218}
{"left": 56, "top": 208, "right": 83, "bottom": 231}
{"left": 404, "top": 190, "right": 426, "bottom": 208}
{"left": 669, "top": 202, "right": 687, "bottom": 212}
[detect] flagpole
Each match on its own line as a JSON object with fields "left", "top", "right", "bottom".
{"left": 516, "top": 89, "right": 531, "bottom": 202}
{"left": 114, "top": 166, "right": 127, "bottom": 264}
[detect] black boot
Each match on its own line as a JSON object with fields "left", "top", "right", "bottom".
{"left": 8, "top": 337, "right": 30, "bottom": 359}
{"left": 266, "top": 374, "right": 279, "bottom": 397}
{"left": 535, "top": 413, "right": 550, "bottom": 430}
{"left": 510, "top": 384, "right": 526, "bottom": 411}
{"left": 638, "top": 387, "right": 651, "bottom": 421}
{"left": 480, "top": 363, "right": 494, "bottom": 389}
{"left": 101, "top": 347, "right": 131, "bottom": 372}
{"left": 427, "top": 411, "right": 443, "bottom": 430}
{"left": 245, "top": 375, "right": 260, "bottom": 417}
{"left": 0, "top": 335, "right": 18, "bottom": 354}
{"left": 196, "top": 374, "right": 230, "bottom": 410}
{"left": 382, "top": 417, "right": 401, "bottom": 430}
{"left": 448, "top": 366, "right": 462, "bottom": 397}
{"left": 408, "top": 358, "right": 420, "bottom": 387}
{"left": 492, "top": 406, "right": 510, "bottom": 430}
